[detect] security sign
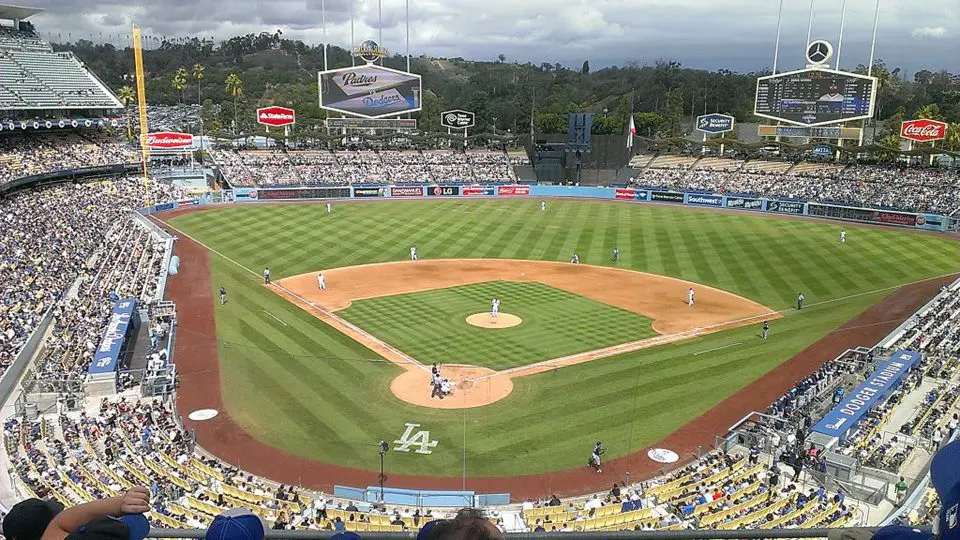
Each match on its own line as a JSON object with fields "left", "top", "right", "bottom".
{"left": 696, "top": 113, "right": 735, "bottom": 134}
{"left": 441, "top": 109, "right": 475, "bottom": 130}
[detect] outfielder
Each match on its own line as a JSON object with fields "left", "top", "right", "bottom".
{"left": 797, "top": 292, "right": 805, "bottom": 310}
{"left": 317, "top": 273, "right": 326, "bottom": 290}
{"left": 263, "top": 267, "right": 271, "bottom": 285}
{"left": 326, "top": 202, "right": 332, "bottom": 214}
{"left": 589, "top": 441, "right": 605, "bottom": 473}
{"left": 839, "top": 230, "right": 846, "bottom": 244}
{"left": 219, "top": 287, "right": 227, "bottom": 305}
{"left": 570, "top": 252, "right": 580, "bottom": 264}
{"left": 688, "top": 287, "right": 695, "bottom": 307}
{"left": 410, "top": 246, "right": 418, "bottom": 261}
{"left": 761, "top": 321, "right": 769, "bottom": 341}
{"left": 540, "top": 200, "right": 546, "bottom": 212}
{"left": 611, "top": 247, "right": 619, "bottom": 262}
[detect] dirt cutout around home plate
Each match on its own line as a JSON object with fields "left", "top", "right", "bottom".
{"left": 273, "top": 259, "right": 780, "bottom": 410}
{"left": 465, "top": 313, "right": 523, "bottom": 328}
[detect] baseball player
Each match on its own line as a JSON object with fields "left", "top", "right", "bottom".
{"left": 219, "top": 287, "right": 227, "bottom": 305}
{"left": 263, "top": 267, "right": 271, "bottom": 285}
{"left": 410, "top": 246, "right": 418, "bottom": 261}
{"left": 570, "top": 252, "right": 579, "bottom": 264}
{"left": 687, "top": 287, "right": 695, "bottom": 307}
{"left": 491, "top": 298, "right": 500, "bottom": 319}
{"left": 540, "top": 200, "right": 546, "bottom": 212}
{"left": 326, "top": 202, "right": 332, "bottom": 214}
{"left": 839, "top": 230, "right": 846, "bottom": 244}
{"left": 761, "top": 321, "right": 769, "bottom": 341}
{"left": 590, "top": 441, "right": 605, "bottom": 473}
{"left": 611, "top": 247, "right": 619, "bottom": 262}
{"left": 317, "top": 273, "right": 326, "bottom": 290}
{"left": 797, "top": 292, "right": 805, "bottom": 310}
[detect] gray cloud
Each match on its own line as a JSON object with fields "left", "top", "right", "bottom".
{"left": 26, "top": 0, "right": 960, "bottom": 74}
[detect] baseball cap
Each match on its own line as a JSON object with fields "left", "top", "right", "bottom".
{"left": 205, "top": 509, "right": 267, "bottom": 540}
{"left": 416, "top": 519, "right": 447, "bottom": 540}
{"left": 330, "top": 533, "right": 361, "bottom": 540}
{"left": 65, "top": 515, "right": 150, "bottom": 540}
{"left": 3, "top": 498, "right": 65, "bottom": 540}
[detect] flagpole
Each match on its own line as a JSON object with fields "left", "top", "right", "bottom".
{"left": 772, "top": 0, "right": 784, "bottom": 74}
{"left": 350, "top": 0, "right": 356, "bottom": 66}
{"left": 321, "top": 0, "right": 328, "bottom": 72}
{"left": 405, "top": 0, "right": 411, "bottom": 74}
{"left": 806, "top": 0, "right": 815, "bottom": 47}
{"left": 835, "top": 0, "right": 847, "bottom": 70}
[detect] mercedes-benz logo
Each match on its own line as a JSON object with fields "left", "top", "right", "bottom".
{"left": 806, "top": 40, "right": 833, "bottom": 65}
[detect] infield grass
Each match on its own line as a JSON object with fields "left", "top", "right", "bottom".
{"left": 169, "top": 199, "right": 960, "bottom": 476}
{"left": 338, "top": 281, "right": 657, "bottom": 370}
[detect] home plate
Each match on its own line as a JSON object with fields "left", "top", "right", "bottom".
{"left": 188, "top": 409, "right": 220, "bottom": 421}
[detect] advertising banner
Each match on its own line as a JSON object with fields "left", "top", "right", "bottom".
{"left": 615, "top": 188, "right": 636, "bottom": 200}
{"left": 900, "top": 119, "right": 947, "bottom": 143}
{"left": 917, "top": 214, "right": 946, "bottom": 232}
{"left": 696, "top": 114, "right": 735, "bottom": 134}
{"left": 462, "top": 186, "right": 495, "bottom": 196}
{"left": 812, "top": 350, "right": 921, "bottom": 441}
{"left": 87, "top": 298, "right": 138, "bottom": 375}
{"left": 426, "top": 186, "right": 461, "bottom": 197}
{"left": 319, "top": 65, "right": 422, "bottom": 119}
{"left": 353, "top": 186, "right": 386, "bottom": 198}
{"left": 807, "top": 203, "right": 939, "bottom": 230}
{"left": 634, "top": 190, "right": 649, "bottom": 201}
{"left": 725, "top": 196, "right": 763, "bottom": 211}
{"left": 685, "top": 193, "right": 723, "bottom": 207}
{"left": 390, "top": 186, "right": 425, "bottom": 197}
{"left": 233, "top": 188, "right": 258, "bottom": 201}
{"left": 257, "top": 106, "right": 296, "bottom": 127}
{"left": 259, "top": 188, "right": 350, "bottom": 200}
{"left": 146, "top": 131, "right": 194, "bottom": 149}
{"left": 650, "top": 191, "right": 684, "bottom": 203}
{"left": 498, "top": 185, "right": 530, "bottom": 196}
{"left": 766, "top": 200, "right": 805, "bottom": 214}
{"left": 756, "top": 125, "right": 863, "bottom": 140}
{"left": 441, "top": 110, "right": 476, "bottom": 130}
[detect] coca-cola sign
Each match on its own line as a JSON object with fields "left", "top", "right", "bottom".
{"left": 146, "top": 131, "right": 193, "bottom": 149}
{"left": 900, "top": 119, "right": 948, "bottom": 142}
{"left": 257, "top": 106, "right": 296, "bottom": 127}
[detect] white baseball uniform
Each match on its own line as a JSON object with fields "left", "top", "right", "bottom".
{"left": 326, "top": 202, "right": 332, "bottom": 213}
{"left": 840, "top": 231, "right": 846, "bottom": 244}
{"left": 410, "top": 246, "right": 417, "bottom": 261}
{"left": 317, "top": 274, "right": 326, "bottom": 290}
{"left": 688, "top": 288, "right": 695, "bottom": 306}
{"left": 541, "top": 201, "right": 546, "bottom": 211}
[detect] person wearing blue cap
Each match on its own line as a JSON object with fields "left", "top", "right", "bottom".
{"left": 41, "top": 487, "right": 151, "bottom": 540}
{"left": 205, "top": 509, "right": 267, "bottom": 540}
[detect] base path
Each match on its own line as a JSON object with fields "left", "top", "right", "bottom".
{"left": 154, "top": 209, "right": 958, "bottom": 500}
{"left": 274, "top": 259, "right": 780, "bottom": 409}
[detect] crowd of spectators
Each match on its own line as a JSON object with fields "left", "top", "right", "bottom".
{"left": 0, "top": 132, "right": 138, "bottom": 184}
{"left": 632, "top": 163, "right": 960, "bottom": 214}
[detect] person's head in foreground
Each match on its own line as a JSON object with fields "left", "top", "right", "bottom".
{"left": 3, "top": 498, "right": 65, "bottom": 540}
{"left": 418, "top": 508, "right": 504, "bottom": 540}
{"left": 61, "top": 514, "right": 150, "bottom": 540}
{"left": 871, "top": 439, "right": 960, "bottom": 540}
{"left": 205, "top": 509, "right": 268, "bottom": 540}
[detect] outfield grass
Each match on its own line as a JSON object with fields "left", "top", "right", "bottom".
{"left": 338, "top": 281, "right": 656, "bottom": 370}
{"left": 170, "top": 199, "right": 960, "bottom": 476}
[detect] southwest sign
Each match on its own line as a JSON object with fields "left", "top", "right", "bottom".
{"left": 146, "top": 131, "right": 193, "bottom": 149}
{"left": 696, "top": 113, "right": 735, "bottom": 134}
{"left": 900, "top": 119, "right": 947, "bottom": 143}
{"left": 257, "top": 106, "right": 296, "bottom": 127}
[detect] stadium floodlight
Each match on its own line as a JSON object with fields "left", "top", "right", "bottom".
{"left": 378, "top": 439, "right": 389, "bottom": 502}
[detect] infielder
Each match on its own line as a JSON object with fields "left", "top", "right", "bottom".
{"left": 590, "top": 441, "right": 605, "bottom": 473}
{"left": 761, "top": 321, "right": 769, "bottom": 341}
{"left": 688, "top": 287, "right": 695, "bottom": 307}
{"left": 797, "top": 292, "right": 805, "bottom": 310}
{"left": 326, "top": 202, "right": 332, "bottom": 214}
{"left": 839, "top": 230, "right": 846, "bottom": 244}
{"left": 410, "top": 246, "right": 418, "bottom": 261}
{"left": 540, "top": 200, "right": 546, "bottom": 212}
{"left": 219, "top": 287, "right": 227, "bottom": 305}
{"left": 611, "top": 247, "right": 620, "bottom": 262}
{"left": 263, "top": 267, "right": 271, "bottom": 285}
{"left": 317, "top": 273, "right": 326, "bottom": 290}
{"left": 570, "top": 252, "right": 580, "bottom": 264}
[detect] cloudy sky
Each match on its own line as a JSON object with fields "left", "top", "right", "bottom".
{"left": 26, "top": 0, "right": 960, "bottom": 75}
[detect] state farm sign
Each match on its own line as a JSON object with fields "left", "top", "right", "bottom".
{"left": 257, "top": 106, "right": 296, "bottom": 127}
{"left": 146, "top": 131, "right": 193, "bottom": 149}
{"left": 901, "top": 119, "right": 947, "bottom": 142}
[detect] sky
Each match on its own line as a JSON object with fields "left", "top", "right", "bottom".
{"left": 24, "top": 0, "right": 960, "bottom": 75}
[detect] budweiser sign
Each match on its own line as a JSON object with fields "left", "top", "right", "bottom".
{"left": 257, "top": 106, "right": 296, "bottom": 127}
{"left": 146, "top": 131, "right": 193, "bottom": 149}
{"left": 901, "top": 119, "right": 948, "bottom": 142}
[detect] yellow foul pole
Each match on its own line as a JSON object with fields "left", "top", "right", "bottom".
{"left": 132, "top": 25, "right": 150, "bottom": 191}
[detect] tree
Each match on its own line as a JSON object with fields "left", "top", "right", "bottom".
{"left": 117, "top": 85, "right": 135, "bottom": 140}
{"left": 664, "top": 88, "right": 684, "bottom": 137}
{"left": 915, "top": 103, "right": 944, "bottom": 121}
{"left": 633, "top": 112, "right": 666, "bottom": 138}
{"left": 945, "top": 123, "right": 960, "bottom": 152}
{"left": 192, "top": 63, "right": 205, "bottom": 105}
{"left": 225, "top": 72, "right": 244, "bottom": 133}
{"left": 535, "top": 112, "right": 566, "bottom": 133}
{"left": 172, "top": 67, "right": 188, "bottom": 103}
{"left": 497, "top": 53, "right": 506, "bottom": 63}
{"left": 581, "top": 60, "right": 590, "bottom": 75}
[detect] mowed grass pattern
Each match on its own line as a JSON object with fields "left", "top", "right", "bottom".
{"left": 339, "top": 281, "right": 657, "bottom": 370}
{"left": 169, "top": 200, "right": 960, "bottom": 476}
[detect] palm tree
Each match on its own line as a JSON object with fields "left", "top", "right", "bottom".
{"left": 946, "top": 123, "right": 960, "bottom": 153}
{"left": 117, "top": 85, "right": 135, "bottom": 140}
{"left": 172, "top": 67, "right": 188, "bottom": 104}
{"left": 192, "top": 63, "right": 205, "bottom": 105}
{"left": 225, "top": 73, "right": 244, "bottom": 133}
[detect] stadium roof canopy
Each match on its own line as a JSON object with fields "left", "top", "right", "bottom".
{"left": 0, "top": 4, "right": 44, "bottom": 21}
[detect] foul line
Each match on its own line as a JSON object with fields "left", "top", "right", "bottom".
{"left": 160, "top": 221, "right": 425, "bottom": 370}
{"left": 694, "top": 342, "right": 743, "bottom": 356}
{"left": 262, "top": 310, "right": 288, "bottom": 326}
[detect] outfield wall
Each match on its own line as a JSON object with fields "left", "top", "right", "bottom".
{"left": 178, "top": 184, "right": 952, "bottom": 232}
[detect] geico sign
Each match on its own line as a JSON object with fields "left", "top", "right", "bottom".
{"left": 900, "top": 119, "right": 947, "bottom": 142}
{"left": 257, "top": 107, "right": 296, "bottom": 127}
{"left": 147, "top": 132, "right": 193, "bottom": 148}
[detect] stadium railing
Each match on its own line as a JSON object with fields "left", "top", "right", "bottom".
{"left": 144, "top": 528, "right": 893, "bottom": 539}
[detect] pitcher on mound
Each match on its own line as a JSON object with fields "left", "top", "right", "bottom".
{"left": 491, "top": 298, "right": 500, "bottom": 320}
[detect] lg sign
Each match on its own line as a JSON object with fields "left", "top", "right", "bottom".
{"left": 901, "top": 119, "right": 947, "bottom": 142}
{"left": 146, "top": 131, "right": 193, "bottom": 149}
{"left": 257, "top": 106, "right": 296, "bottom": 127}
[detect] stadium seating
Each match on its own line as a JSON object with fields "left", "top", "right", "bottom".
{"left": 0, "top": 132, "right": 139, "bottom": 184}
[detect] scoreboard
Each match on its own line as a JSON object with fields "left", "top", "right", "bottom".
{"left": 755, "top": 68, "right": 876, "bottom": 127}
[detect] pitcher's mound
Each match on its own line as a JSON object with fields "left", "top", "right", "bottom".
{"left": 466, "top": 313, "right": 522, "bottom": 328}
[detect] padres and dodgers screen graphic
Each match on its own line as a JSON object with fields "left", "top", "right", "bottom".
{"left": 319, "top": 65, "right": 422, "bottom": 119}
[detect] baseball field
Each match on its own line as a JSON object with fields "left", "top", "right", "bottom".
{"left": 162, "top": 198, "right": 960, "bottom": 494}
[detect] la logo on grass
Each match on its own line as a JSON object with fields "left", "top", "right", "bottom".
{"left": 394, "top": 423, "right": 438, "bottom": 454}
